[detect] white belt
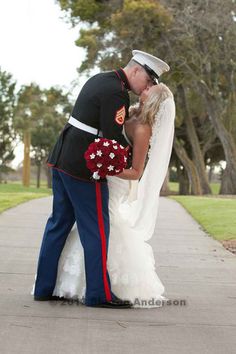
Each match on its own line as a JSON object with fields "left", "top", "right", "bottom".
{"left": 68, "top": 116, "right": 103, "bottom": 137}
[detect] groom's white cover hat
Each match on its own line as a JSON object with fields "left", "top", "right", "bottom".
{"left": 132, "top": 49, "right": 170, "bottom": 84}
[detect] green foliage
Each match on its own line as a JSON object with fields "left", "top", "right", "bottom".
{"left": 76, "top": 28, "right": 102, "bottom": 72}
{"left": 0, "top": 67, "right": 16, "bottom": 176}
{"left": 14, "top": 83, "right": 43, "bottom": 133}
{"left": 14, "top": 84, "right": 72, "bottom": 167}
{"left": 58, "top": 0, "right": 105, "bottom": 24}
{"left": 111, "top": 0, "right": 172, "bottom": 48}
{"left": 57, "top": 0, "right": 173, "bottom": 71}
{"left": 31, "top": 87, "right": 72, "bottom": 165}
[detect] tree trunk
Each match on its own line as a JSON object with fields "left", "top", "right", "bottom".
{"left": 22, "top": 130, "right": 31, "bottom": 187}
{"left": 174, "top": 137, "right": 202, "bottom": 195}
{"left": 36, "top": 163, "right": 41, "bottom": 188}
{"left": 178, "top": 85, "right": 212, "bottom": 194}
{"left": 45, "top": 165, "right": 52, "bottom": 189}
{"left": 201, "top": 87, "right": 236, "bottom": 194}
{"left": 219, "top": 166, "right": 235, "bottom": 195}
{"left": 160, "top": 169, "right": 170, "bottom": 196}
{"left": 208, "top": 165, "right": 214, "bottom": 183}
{"left": 178, "top": 167, "right": 190, "bottom": 195}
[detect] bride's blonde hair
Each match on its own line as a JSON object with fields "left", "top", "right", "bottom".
{"left": 140, "top": 83, "right": 173, "bottom": 127}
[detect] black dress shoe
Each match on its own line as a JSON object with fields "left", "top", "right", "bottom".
{"left": 88, "top": 298, "right": 133, "bottom": 309}
{"left": 34, "top": 295, "right": 65, "bottom": 301}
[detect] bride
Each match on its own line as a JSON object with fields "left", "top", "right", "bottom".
{"left": 32, "top": 83, "right": 175, "bottom": 308}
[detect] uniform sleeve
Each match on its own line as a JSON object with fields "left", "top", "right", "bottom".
{"left": 99, "top": 92, "right": 130, "bottom": 148}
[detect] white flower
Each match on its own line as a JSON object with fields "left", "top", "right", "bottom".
{"left": 109, "top": 152, "right": 115, "bottom": 159}
{"left": 97, "top": 163, "right": 102, "bottom": 168}
{"left": 90, "top": 153, "right": 96, "bottom": 159}
{"left": 103, "top": 142, "right": 110, "bottom": 147}
{"left": 115, "top": 169, "right": 120, "bottom": 173}
{"left": 92, "top": 171, "right": 100, "bottom": 180}
{"left": 108, "top": 165, "right": 114, "bottom": 171}
{"left": 113, "top": 145, "right": 118, "bottom": 150}
{"left": 120, "top": 145, "right": 124, "bottom": 149}
{"left": 95, "top": 138, "right": 100, "bottom": 142}
{"left": 124, "top": 157, "right": 127, "bottom": 162}
{"left": 112, "top": 139, "right": 117, "bottom": 143}
{"left": 96, "top": 150, "right": 102, "bottom": 156}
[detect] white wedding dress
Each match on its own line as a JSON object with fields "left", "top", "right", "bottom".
{"left": 32, "top": 97, "right": 175, "bottom": 308}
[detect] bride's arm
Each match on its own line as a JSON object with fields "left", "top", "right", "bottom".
{"left": 117, "top": 125, "right": 151, "bottom": 180}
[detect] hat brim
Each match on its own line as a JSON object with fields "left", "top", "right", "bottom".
{"left": 133, "top": 59, "right": 158, "bottom": 84}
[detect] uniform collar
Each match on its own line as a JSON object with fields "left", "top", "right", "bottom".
{"left": 115, "top": 68, "right": 131, "bottom": 91}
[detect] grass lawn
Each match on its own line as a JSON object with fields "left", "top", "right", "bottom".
{"left": 169, "top": 182, "right": 220, "bottom": 195}
{"left": 170, "top": 195, "right": 236, "bottom": 242}
{"left": 0, "top": 182, "right": 52, "bottom": 214}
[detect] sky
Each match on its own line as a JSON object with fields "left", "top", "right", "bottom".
{"left": 0, "top": 0, "right": 93, "bottom": 168}
{"left": 0, "top": 0, "right": 87, "bottom": 90}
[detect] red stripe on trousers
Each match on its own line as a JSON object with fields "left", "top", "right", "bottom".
{"left": 95, "top": 182, "right": 112, "bottom": 302}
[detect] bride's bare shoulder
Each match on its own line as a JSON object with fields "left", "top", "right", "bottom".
{"left": 134, "top": 123, "right": 152, "bottom": 138}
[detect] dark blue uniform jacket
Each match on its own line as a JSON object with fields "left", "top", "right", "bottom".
{"left": 47, "top": 68, "right": 131, "bottom": 181}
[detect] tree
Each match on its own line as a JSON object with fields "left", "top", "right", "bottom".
{"left": 173, "top": 85, "right": 212, "bottom": 194}
{"left": 14, "top": 84, "right": 72, "bottom": 188}
{"left": 14, "top": 84, "right": 43, "bottom": 186}
{"left": 56, "top": 0, "right": 236, "bottom": 194}
{"left": 0, "top": 67, "right": 16, "bottom": 182}
{"left": 57, "top": 0, "right": 172, "bottom": 72}
{"left": 160, "top": 0, "right": 236, "bottom": 193}
{"left": 31, "top": 87, "right": 72, "bottom": 188}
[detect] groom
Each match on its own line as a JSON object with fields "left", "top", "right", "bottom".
{"left": 34, "top": 50, "right": 169, "bottom": 308}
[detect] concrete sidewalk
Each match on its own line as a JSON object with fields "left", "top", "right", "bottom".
{"left": 0, "top": 196, "right": 235, "bottom": 354}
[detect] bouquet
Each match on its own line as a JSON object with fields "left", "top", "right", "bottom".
{"left": 84, "top": 138, "right": 128, "bottom": 180}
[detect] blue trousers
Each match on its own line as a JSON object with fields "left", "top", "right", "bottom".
{"left": 34, "top": 169, "right": 115, "bottom": 305}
